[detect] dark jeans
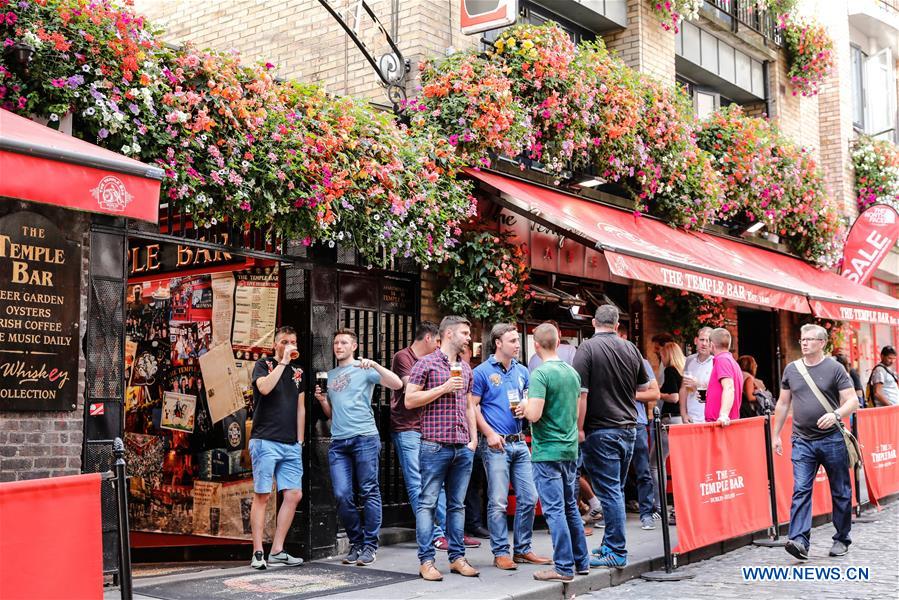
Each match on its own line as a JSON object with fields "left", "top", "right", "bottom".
{"left": 788, "top": 428, "right": 852, "bottom": 549}
{"left": 417, "top": 441, "right": 474, "bottom": 564}
{"left": 465, "top": 451, "right": 487, "bottom": 532}
{"left": 631, "top": 425, "right": 656, "bottom": 519}
{"left": 532, "top": 460, "right": 590, "bottom": 576}
{"left": 582, "top": 427, "right": 637, "bottom": 559}
{"left": 328, "top": 434, "right": 382, "bottom": 550}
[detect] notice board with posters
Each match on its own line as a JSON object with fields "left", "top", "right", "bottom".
{"left": 123, "top": 262, "right": 279, "bottom": 541}
{"left": 0, "top": 210, "right": 81, "bottom": 411}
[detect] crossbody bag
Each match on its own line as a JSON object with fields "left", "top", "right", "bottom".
{"left": 792, "top": 359, "right": 861, "bottom": 470}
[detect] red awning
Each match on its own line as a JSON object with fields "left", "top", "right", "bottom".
{"left": 0, "top": 109, "right": 163, "bottom": 223}
{"left": 468, "top": 169, "right": 899, "bottom": 326}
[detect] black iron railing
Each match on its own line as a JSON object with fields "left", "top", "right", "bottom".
{"left": 704, "top": 0, "right": 782, "bottom": 46}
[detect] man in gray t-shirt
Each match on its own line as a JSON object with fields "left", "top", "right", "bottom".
{"left": 870, "top": 346, "right": 898, "bottom": 407}
{"left": 772, "top": 325, "right": 859, "bottom": 562}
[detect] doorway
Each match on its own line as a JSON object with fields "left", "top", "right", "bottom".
{"left": 737, "top": 308, "right": 776, "bottom": 391}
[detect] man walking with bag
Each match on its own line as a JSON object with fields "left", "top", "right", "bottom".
{"left": 772, "top": 324, "right": 859, "bottom": 561}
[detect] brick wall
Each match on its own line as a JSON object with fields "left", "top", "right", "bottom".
{"left": 604, "top": 0, "right": 675, "bottom": 81}
{"left": 0, "top": 210, "right": 89, "bottom": 482}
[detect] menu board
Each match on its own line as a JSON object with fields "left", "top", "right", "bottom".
{"left": 211, "top": 272, "right": 236, "bottom": 347}
{"left": 231, "top": 269, "right": 278, "bottom": 355}
{"left": 0, "top": 211, "right": 82, "bottom": 411}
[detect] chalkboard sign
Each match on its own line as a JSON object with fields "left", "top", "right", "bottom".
{"left": 0, "top": 211, "right": 82, "bottom": 411}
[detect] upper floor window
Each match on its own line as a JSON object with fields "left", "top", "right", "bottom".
{"left": 482, "top": 0, "right": 595, "bottom": 47}
{"left": 851, "top": 45, "right": 897, "bottom": 140}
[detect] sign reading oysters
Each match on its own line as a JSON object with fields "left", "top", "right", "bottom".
{"left": 0, "top": 211, "right": 82, "bottom": 411}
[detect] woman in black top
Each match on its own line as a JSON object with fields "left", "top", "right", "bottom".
{"left": 658, "top": 342, "right": 685, "bottom": 420}
{"left": 737, "top": 355, "right": 765, "bottom": 418}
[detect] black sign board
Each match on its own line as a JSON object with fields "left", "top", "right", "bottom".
{"left": 0, "top": 211, "right": 82, "bottom": 411}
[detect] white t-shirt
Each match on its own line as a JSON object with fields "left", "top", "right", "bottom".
{"left": 683, "top": 353, "right": 714, "bottom": 422}
{"left": 871, "top": 364, "right": 899, "bottom": 406}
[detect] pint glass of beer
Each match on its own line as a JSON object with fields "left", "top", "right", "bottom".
{"left": 450, "top": 362, "right": 463, "bottom": 379}
{"left": 316, "top": 371, "right": 328, "bottom": 391}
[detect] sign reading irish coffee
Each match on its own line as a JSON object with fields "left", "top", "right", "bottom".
{"left": 0, "top": 211, "right": 81, "bottom": 411}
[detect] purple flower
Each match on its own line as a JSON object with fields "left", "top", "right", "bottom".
{"left": 128, "top": 103, "right": 139, "bottom": 115}
{"left": 98, "top": 128, "right": 109, "bottom": 139}
{"left": 66, "top": 74, "right": 84, "bottom": 89}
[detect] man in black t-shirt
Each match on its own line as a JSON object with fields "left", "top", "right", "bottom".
{"left": 247, "top": 326, "right": 306, "bottom": 570}
{"left": 772, "top": 324, "right": 858, "bottom": 562}
{"left": 573, "top": 305, "right": 652, "bottom": 569}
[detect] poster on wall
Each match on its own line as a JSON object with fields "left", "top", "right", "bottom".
{"left": 211, "top": 272, "right": 236, "bottom": 347}
{"left": 199, "top": 342, "right": 246, "bottom": 423}
{"left": 170, "top": 275, "right": 212, "bottom": 321}
{"left": 161, "top": 392, "right": 196, "bottom": 433}
{"left": 231, "top": 268, "right": 279, "bottom": 356}
{"left": 0, "top": 210, "right": 82, "bottom": 411}
{"left": 169, "top": 321, "right": 212, "bottom": 366}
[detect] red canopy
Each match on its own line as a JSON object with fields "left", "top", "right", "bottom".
{"left": 0, "top": 109, "right": 162, "bottom": 223}
{"left": 467, "top": 169, "right": 899, "bottom": 326}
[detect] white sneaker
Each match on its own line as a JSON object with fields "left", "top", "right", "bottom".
{"left": 250, "top": 550, "right": 266, "bottom": 570}
{"left": 268, "top": 550, "right": 303, "bottom": 566}
{"left": 582, "top": 507, "right": 603, "bottom": 524}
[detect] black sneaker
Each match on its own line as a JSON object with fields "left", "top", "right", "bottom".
{"left": 829, "top": 540, "right": 849, "bottom": 557}
{"left": 785, "top": 539, "right": 809, "bottom": 561}
{"left": 343, "top": 546, "right": 361, "bottom": 564}
{"left": 357, "top": 546, "right": 377, "bottom": 566}
{"left": 250, "top": 550, "right": 266, "bottom": 570}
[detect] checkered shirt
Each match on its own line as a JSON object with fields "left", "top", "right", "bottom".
{"left": 407, "top": 350, "right": 472, "bottom": 444}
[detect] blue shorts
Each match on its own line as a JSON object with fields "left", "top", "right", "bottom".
{"left": 249, "top": 438, "right": 303, "bottom": 493}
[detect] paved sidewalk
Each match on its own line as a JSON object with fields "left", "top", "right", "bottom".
{"left": 112, "top": 514, "right": 675, "bottom": 600}
{"left": 581, "top": 502, "right": 899, "bottom": 600}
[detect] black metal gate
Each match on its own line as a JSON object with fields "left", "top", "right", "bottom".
{"left": 302, "top": 267, "right": 418, "bottom": 559}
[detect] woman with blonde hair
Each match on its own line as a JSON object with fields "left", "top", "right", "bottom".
{"left": 658, "top": 342, "right": 686, "bottom": 421}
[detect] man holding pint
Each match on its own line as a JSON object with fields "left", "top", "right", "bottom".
{"left": 406, "top": 316, "right": 479, "bottom": 581}
{"left": 314, "top": 328, "right": 402, "bottom": 567}
{"left": 472, "top": 323, "right": 550, "bottom": 570}
{"left": 248, "top": 326, "right": 305, "bottom": 569}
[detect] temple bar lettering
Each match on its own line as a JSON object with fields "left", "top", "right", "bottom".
{"left": 0, "top": 211, "right": 81, "bottom": 411}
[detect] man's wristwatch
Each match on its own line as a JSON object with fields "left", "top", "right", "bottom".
{"left": 832, "top": 411, "right": 842, "bottom": 422}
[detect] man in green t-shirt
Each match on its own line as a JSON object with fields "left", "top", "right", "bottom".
{"left": 521, "top": 322, "right": 589, "bottom": 581}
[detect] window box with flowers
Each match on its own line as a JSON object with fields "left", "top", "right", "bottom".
{"left": 651, "top": 285, "right": 727, "bottom": 342}
{"left": 437, "top": 230, "right": 534, "bottom": 324}
{"left": 851, "top": 136, "right": 899, "bottom": 213}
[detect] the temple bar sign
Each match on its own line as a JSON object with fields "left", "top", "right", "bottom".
{"left": 0, "top": 211, "right": 81, "bottom": 411}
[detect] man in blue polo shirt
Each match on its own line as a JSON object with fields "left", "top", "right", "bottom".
{"left": 472, "top": 323, "right": 551, "bottom": 570}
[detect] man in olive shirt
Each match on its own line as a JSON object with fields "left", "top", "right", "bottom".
{"left": 523, "top": 322, "right": 590, "bottom": 582}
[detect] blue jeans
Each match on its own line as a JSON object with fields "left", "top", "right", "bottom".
{"left": 788, "top": 428, "right": 852, "bottom": 549}
{"left": 631, "top": 425, "right": 656, "bottom": 519}
{"left": 392, "top": 430, "right": 447, "bottom": 540}
{"left": 479, "top": 438, "right": 538, "bottom": 557}
{"left": 328, "top": 434, "right": 382, "bottom": 550}
{"left": 582, "top": 427, "right": 637, "bottom": 559}
{"left": 416, "top": 441, "right": 474, "bottom": 564}
{"left": 533, "top": 460, "right": 590, "bottom": 576}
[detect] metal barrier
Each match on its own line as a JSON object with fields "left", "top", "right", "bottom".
{"left": 83, "top": 438, "right": 133, "bottom": 600}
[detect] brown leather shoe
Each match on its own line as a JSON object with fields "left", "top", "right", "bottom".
{"left": 584, "top": 525, "right": 594, "bottom": 536}
{"left": 493, "top": 555, "right": 517, "bottom": 570}
{"left": 449, "top": 557, "right": 480, "bottom": 577}
{"left": 513, "top": 551, "right": 552, "bottom": 565}
{"left": 533, "top": 569, "right": 573, "bottom": 582}
{"left": 419, "top": 561, "right": 443, "bottom": 581}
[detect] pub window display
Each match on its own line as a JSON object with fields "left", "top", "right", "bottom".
{"left": 124, "top": 266, "right": 280, "bottom": 540}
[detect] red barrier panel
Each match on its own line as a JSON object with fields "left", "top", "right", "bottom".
{"left": 669, "top": 417, "right": 771, "bottom": 553}
{"left": 0, "top": 473, "right": 103, "bottom": 600}
{"left": 856, "top": 405, "right": 899, "bottom": 501}
{"left": 772, "top": 417, "right": 859, "bottom": 524}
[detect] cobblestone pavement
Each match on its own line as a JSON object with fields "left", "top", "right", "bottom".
{"left": 580, "top": 502, "right": 899, "bottom": 600}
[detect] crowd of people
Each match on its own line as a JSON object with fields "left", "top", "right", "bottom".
{"left": 242, "top": 309, "right": 898, "bottom": 578}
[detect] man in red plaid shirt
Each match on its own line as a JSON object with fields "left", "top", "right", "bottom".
{"left": 405, "top": 316, "right": 479, "bottom": 581}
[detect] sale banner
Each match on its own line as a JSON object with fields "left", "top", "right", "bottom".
{"left": 856, "top": 405, "right": 899, "bottom": 502}
{"left": 669, "top": 418, "right": 770, "bottom": 553}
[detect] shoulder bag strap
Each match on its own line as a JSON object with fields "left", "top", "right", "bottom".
{"left": 792, "top": 359, "right": 838, "bottom": 417}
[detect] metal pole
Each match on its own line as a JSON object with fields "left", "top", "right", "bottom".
{"left": 641, "top": 407, "right": 695, "bottom": 581}
{"left": 114, "top": 437, "right": 133, "bottom": 600}
{"left": 754, "top": 409, "right": 786, "bottom": 546}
